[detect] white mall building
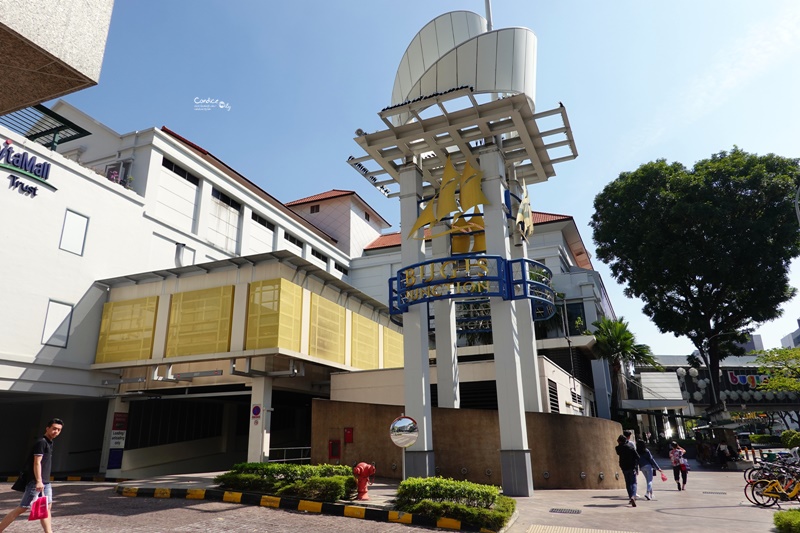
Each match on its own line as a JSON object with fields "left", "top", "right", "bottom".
{"left": 0, "top": 99, "right": 614, "bottom": 476}
{"left": 0, "top": 9, "right": 618, "bottom": 479}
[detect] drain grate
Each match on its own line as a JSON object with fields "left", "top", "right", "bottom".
{"left": 702, "top": 491, "right": 727, "bottom": 495}
{"left": 549, "top": 508, "right": 581, "bottom": 514}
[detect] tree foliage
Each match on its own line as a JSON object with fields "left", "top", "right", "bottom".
{"left": 591, "top": 317, "right": 658, "bottom": 415}
{"left": 755, "top": 347, "right": 800, "bottom": 393}
{"left": 591, "top": 147, "right": 800, "bottom": 404}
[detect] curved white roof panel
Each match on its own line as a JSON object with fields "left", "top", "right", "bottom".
{"left": 390, "top": 11, "right": 537, "bottom": 126}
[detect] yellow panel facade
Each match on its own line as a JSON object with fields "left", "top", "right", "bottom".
{"left": 309, "top": 294, "right": 345, "bottom": 364}
{"left": 351, "top": 313, "right": 379, "bottom": 370}
{"left": 165, "top": 286, "right": 233, "bottom": 357}
{"left": 95, "top": 296, "right": 159, "bottom": 363}
{"left": 245, "top": 279, "right": 302, "bottom": 352}
{"left": 383, "top": 327, "right": 404, "bottom": 369}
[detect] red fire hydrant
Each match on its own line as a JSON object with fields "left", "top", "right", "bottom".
{"left": 353, "top": 462, "right": 376, "bottom": 500}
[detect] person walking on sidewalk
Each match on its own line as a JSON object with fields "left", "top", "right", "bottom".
{"left": 669, "top": 441, "right": 688, "bottom": 491}
{"left": 615, "top": 435, "right": 639, "bottom": 507}
{"left": 0, "top": 418, "right": 64, "bottom": 533}
{"left": 636, "top": 439, "right": 663, "bottom": 500}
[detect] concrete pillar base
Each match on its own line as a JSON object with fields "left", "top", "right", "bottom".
{"left": 405, "top": 450, "right": 436, "bottom": 479}
{"left": 500, "top": 449, "right": 533, "bottom": 496}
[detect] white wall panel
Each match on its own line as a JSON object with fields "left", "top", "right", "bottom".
{"left": 476, "top": 33, "right": 498, "bottom": 91}
{"left": 456, "top": 39, "right": 478, "bottom": 88}
{"left": 496, "top": 30, "right": 514, "bottom": 91}
{"left": 407, "top": 38, "right": 425, "bottom": 89}
{"left": 435, "top": 15, "right": 456, "bottom": 53}
{"left": 419, "top": 22, "right": 439, "bottom": 70}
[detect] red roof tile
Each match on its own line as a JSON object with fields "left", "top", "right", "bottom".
{"left": 285, "top": 190, "right": 354, "bottom": 205}
{"left": 286, "top": 189, "right": 392, "bottom": 228}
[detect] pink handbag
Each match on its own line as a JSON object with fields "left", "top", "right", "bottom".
{"left": 28, "top": 494, "right": 48, "bottom": 521}
{"left": 660, "top": 471, "right": 668, "bottom": 482}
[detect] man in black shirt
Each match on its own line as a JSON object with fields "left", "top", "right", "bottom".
{"left": 615, "top": 434, "right": 639, "bottom": 507}
{"left": 0, "top": 418, "right": 64, "bottom": 532}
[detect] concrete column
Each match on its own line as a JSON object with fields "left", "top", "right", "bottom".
{"left": 398, "top": 161, "right": 435, "bottom": 478}
{"left": 99, "top": 397, "right": 129, "bottom": 477}
{"left": 432, "top": 221, "right": 459, "bottom": 409}
{"left": 230, "top": 281, "right": 249, "bottom": 352}
{"left": 150, "top": 293, "right": 172, "bottom": 360}
{"left": 248, "top": 370, "right": 274, "bottom": 463}
{"left": 480, "top": 147, "right": 533, "bottom": 496}
{"left": 509, "top": 182, "right": 543, "bottom": 413}
{"left": 272, "top": 226, "right": 285, "bottom": 252}
{"left": 239, "top": 205, "right": 252, "bottom": 256}
{"left": 193, "top": 179, "right": 211, "bottom": 240}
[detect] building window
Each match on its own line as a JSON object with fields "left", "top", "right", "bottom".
{"left": 365, "top": 212, "right": 370, "bottom": 221}
{"left": 571, "top": 390, "right": 582, "bottom": 405}
{"left": 284, "top": 232, "right": 303, "bottom": 248}
{"left": 59, "top": 210, "right": 89, "bottom": 256}
{"left": 548, "top": 379, "right": 559, "bottom": 413}
{"left": 334, "top": 263, "right": 348, "bottom": 275}
{"left": 42, "top": 300, "right": 73, "bottom": 347}
{"left": 310, "top": 205, "right": 320, "bottom": 214}
{"left": 211, "top": 188, "right": 241, "bottom": 211}
{"left": 105, "top": 161, "right": 133, "bottom": 188}
{"left": 311, "top": 249, "right": 328, "bottom": 263}
{"left": 251, "top": 212, "right": 275, "bottom": 231}
{"left": 565, "top": 302, "right": 586, "bottom": 336}
{"left": 161, "top": 157, "right": 199, "bottom": 186}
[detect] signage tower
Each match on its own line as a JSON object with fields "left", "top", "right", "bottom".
{"left": 349, "top": 11, "right": 577, "bottom": 496}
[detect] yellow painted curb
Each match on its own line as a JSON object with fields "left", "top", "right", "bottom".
{"left": 186, "top": 489, "right": 206, "bottom": 500}
{"left": 223, "top": 491, "right": 242, "bottom": 503}
{"left": 437, "top": 517, "right": 462, "bottom": 530}
{"left": 121, "top": 487, "right": 138, "bottom": 497}
{"left": 344, "top": 505, "right": 366, "bottom": 518}
{"left": 66, "top": 476, "right": 82, "bottom": 481}
{"left": 389, "top": 510, "right": 413, "bottom": 524}
{"left": 298, "top": 500, "right": 322, "bottom": 513}
{"left": 260, "top": 495, "right": 280, "bottom": 508}
{"left": 154, "top": 488, "right": 171, "bottom": 498}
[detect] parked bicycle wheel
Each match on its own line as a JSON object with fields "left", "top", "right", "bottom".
{"left": 748, "top": 479, "right": 778, "bottom": 507}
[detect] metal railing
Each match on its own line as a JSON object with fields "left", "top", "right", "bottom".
{"left": 268, "top": 447, "right": 311, "bottom": 464}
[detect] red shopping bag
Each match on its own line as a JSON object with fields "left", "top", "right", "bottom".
{"left": 28, "top": 494, "right": 48, "bottom": 521}
{"left": 660, "top": 471, "right": 668, "bottom": 482}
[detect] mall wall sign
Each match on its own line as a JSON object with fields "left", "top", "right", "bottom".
{"left": 727, "top": 371, "right": 769, "bottom": 389}
{"left": 2, "top": 139, "right": 57, "bottom": 198}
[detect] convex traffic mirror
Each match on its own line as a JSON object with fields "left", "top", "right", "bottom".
{"left": 389, "top": 416, "right": 418, "bottom": 448}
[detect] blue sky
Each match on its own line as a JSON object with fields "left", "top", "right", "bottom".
{"left": 57, "top": 0, "right": 800, "bottom": 355}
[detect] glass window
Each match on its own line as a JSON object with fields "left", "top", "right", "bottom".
{"left": 310, "top": 205, "right": 320, "bottom": 214}
{"left": 42, "top": 300, "right": 73, "bottom": 347}
{"left": 59, "top": 210, "right": 88, "bottom": 256}
{"left": 565, "top": 302, "right": 586, "bottom": 336}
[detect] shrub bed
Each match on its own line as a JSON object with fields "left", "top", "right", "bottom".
{"left": 395, "top": 477, "right": 515, "bottom": 531}
{"left": 775, "top": 509, "right": 800, "bottom": 533}
{"left": 214, "top": 463, "right": 356, "bottom": 502}
{"left": 781, "top": 430, "right": 800, "bottom": 449}
{"left": 750, "top": 434, "right": 782, "bottom": 445}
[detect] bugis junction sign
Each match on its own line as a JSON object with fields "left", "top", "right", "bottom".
{"left": 389, "top": 254, "right": 557, "bottom": 324}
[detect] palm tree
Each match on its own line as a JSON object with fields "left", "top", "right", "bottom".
{"left": 591, "top": 317, "right": 659, "bottom": 417}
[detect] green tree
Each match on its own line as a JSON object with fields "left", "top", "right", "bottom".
{"left": 754, "top": 347, "right": 800, "bottom": 393}
{"left": 591, "top": 148, "right": 800, "bottom": 405}
{"left": 591, "top": 317, "right": 659, "bottom": 414}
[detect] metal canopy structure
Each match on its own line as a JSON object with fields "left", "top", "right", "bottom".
{"left": 0, "top": 104, "right": 91, "bottom": 149}
{"left": 348, "top": 87, "right": 577, "bottom": 198}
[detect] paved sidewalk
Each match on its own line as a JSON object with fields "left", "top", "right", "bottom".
{"left": 116, "top": 459, "right": 785, "bottom": 533}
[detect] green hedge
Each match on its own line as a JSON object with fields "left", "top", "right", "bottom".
{"left": 750, "top": 434, "right": 782, "bottom": 445}
{"left": 214, "top": 463, "right": 356, "bottom": 502}
{"left": 781, "top": 430, "right": 800, "bottom": 449}
{"left": 395, "top": 477, "right": 515, "bottom": 531}
{"left": 775, "top": 509, "right": 800, "bottom": 533}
